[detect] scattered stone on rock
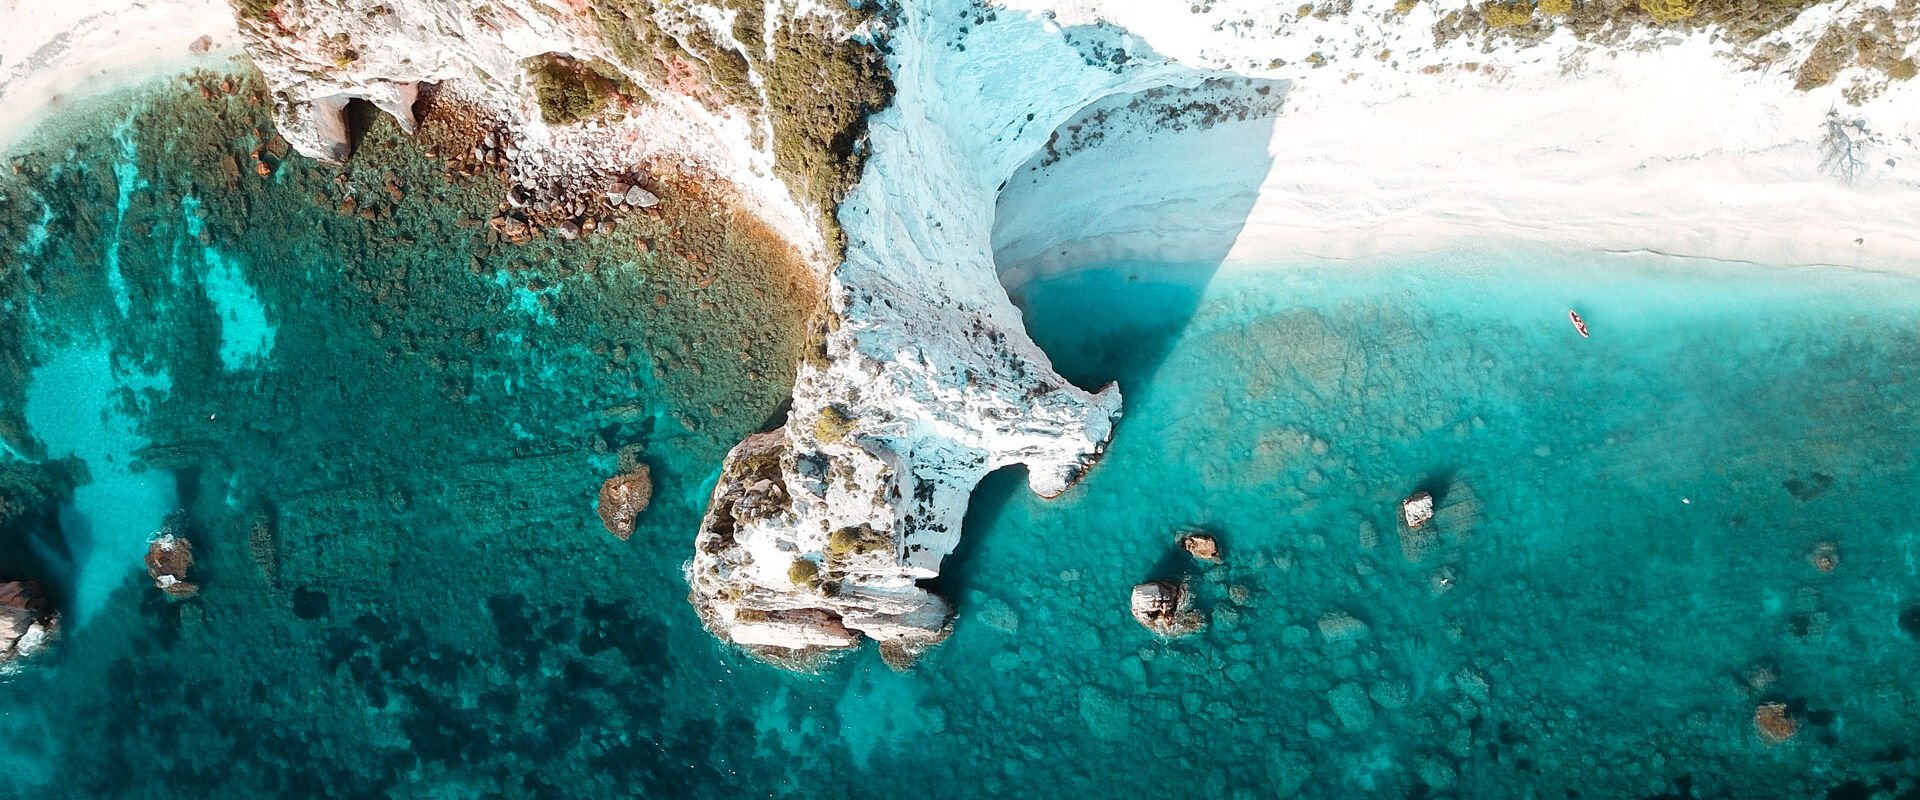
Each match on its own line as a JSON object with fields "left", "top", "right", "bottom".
{"left": 187, "top": 35, "right": 214, "bottom": 54}
{"left": 1130, "top": 580, "right": 1204, "bottom": 637}
{"left": 1807, "top": 540, "right": 1839, "bottom": 573}
{"left": 144, "top": 533, "right": 199, "bottom": 599}
{"left": 625, "top": 185, "right": 660, "bottom": 208}
{"left": 1754, "top": 702, "right": 1799, "bottom": 744}
{"left": 1179, "top": 530, "right": 1222, "bottom": 563}
{"left": 1402, "top": 490, "right": 1434, "bottom": 529}
{"left": 488, "top": 214, "right": 532, "bottom": 244}
{"left": 0, "top": 580, "right": 59, "bottom": 673}
{"left": 597, "top": 464, "right": 653, "bottom": 540}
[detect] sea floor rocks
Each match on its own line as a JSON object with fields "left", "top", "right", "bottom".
{"left": 0, "top": 580, "right": 58, "bottom": 672}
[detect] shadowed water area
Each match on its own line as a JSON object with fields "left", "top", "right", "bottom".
{"left": 3, "top": 73, "right": 1920, "bottom": 799}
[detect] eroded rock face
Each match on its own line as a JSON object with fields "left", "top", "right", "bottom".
{"left": 0, "top": 580, "right": 59, "bottom": 672}
{"left": 230, "top": 0, "right": 829, "bottom": 264}
{"left": 598, "top": 465, "right": 653, "bottom": 540}
{"left": 1130, "top": 581, "right": 1204, "bottom": 638}
{"left": 145, "top": 534, "right": 200, "bottom": 600}
{"left": 688, "top": 429, "right": 964, "bottom": 666}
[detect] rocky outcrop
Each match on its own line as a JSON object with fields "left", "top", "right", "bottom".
{"left": 1402, "top": 491, "right": 1435, "bottom": 529}
{"left": 1754, "top": 702, "right": 1799, "bottom": 744}
{"left": 688, "top": 429, "right": 962, "bottom": 665}
{"left": 0, "top": 580, "right": 58, "bottom": 672}
{"left": 1180, "top": 531, "right": 1222, "bottom": 563}
{"left": 145, "top": 534, "right": 199, "bottom": 599}
{"left": 1130, "top": 581, "right": 1203, "bottom": 638}
{"left": 228, "top": 0, "right": 836, "bottom": 264}
{"left": 598, "top": 465, "right": 653, "bottom": 540}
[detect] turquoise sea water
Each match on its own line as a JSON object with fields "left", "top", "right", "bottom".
{"left": 3, "top": 78, "right": 1920, "bottom": 798}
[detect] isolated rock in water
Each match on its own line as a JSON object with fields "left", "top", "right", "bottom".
{"left": 1807, "top": 541, "right": 1839, "bottom": 573}
{"left": 1130, "top": 581, "right": 1204, "bottom": 637}
{"left": 145, "top": 533, "right": 199, "bottom": 599}
{"left": 598, "top": 465, "right": 653, "bottom": 540}
{"left": 1754, "top": 702, "right": 1799, "bottom": 744}
{"left": 0, "top": 580, "right": 59, "bottom": 672}
{"left": 1180, "top": 531, "right": 1222, "bottom": 563}
{"left": 1402, "top": 491, "right": 1434, "bottom": 529}
{"left": 625, "top": 186, "right": 660, "bottom": 208}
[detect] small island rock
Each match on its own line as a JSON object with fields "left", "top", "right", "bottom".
{"left": 1402, "top": 490, "right": 1434, "bottom": 529}
{"left": 145, "top": 533, "right": 200, "bottom": 599}
{"left": 1130, "top": 581, "right": 1204, "bottom": 637}
{"left": 1754, "top": 702, "right": 1799, "bottom": 744}
{"left": 599, "top": 464, "right": 653, "bottom": 540}
{"left": 1180, "top": 531, "right": 1222, "bottom": 563}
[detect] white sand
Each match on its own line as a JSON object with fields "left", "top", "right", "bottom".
{"left": 993, "top": 0, "right": 1920, "bottom": 276}
{"left": 1227, "top": 40, "right": 1920, "bottom": 273}
{"left": 0, "top": 0, "right": 241, "bottom": 150}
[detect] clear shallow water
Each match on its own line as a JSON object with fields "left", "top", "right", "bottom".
{"left": 2, "top": 76, "right": 1920, "bottom": 799}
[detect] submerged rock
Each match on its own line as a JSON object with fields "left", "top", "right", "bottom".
{"left": 1807, "top": 541, "right": 1839, "bottom": 573}
{"left": 1402, "top": 490, "right": 1434, "bottom": 529}
{"left": 1180, "top": 531, "right": 1222, "bottom": 563}
{"left": 145, "top": 533, "right": 199, "bottom": 599}
{"left": 597, "top": 465, "right": 653, "bottom": 540}
{"left": 1130, "top": 581, "right": 1204, "bottom": 637}
{"left": 0, "top": 580, "right": 59, "bottom": 672}
{"left": 1317, "top": 610, "right": 1370, "bottom": 643}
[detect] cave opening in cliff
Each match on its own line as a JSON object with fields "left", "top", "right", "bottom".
{"left": 989, "top": 77, "right": 1287, "bottom": 396}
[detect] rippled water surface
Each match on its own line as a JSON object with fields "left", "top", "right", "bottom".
{"left": 3, "top": 76, "right": 1920, "bottom": 799}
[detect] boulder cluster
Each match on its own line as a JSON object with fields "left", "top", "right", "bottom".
{"left": 452, "top": 128, "right": 668, "bottom": 247}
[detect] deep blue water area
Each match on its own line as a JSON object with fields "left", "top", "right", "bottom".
{"left": 2, "top": 73, "right": 1919, "bottom": 799}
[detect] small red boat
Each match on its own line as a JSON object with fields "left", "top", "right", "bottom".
{"left": 1568, "top": 310, "right": 1589, "bottom": 338}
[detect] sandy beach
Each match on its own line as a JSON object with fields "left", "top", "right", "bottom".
{"left": 0, "top": 0, "right": 240, "bottom": 150}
